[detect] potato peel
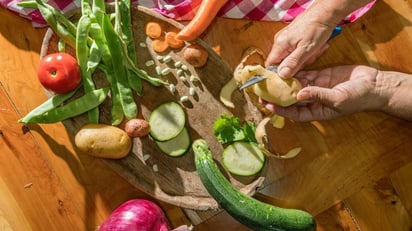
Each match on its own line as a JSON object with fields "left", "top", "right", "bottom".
{"left": 255, "top": 117, "right": 302, "bottom": 159}
{"left": 219, "top": 78, "right": 237, "bottom": 108}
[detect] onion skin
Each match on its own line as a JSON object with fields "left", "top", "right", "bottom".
{"left": 98, "top": 199, "right": 171, "bottom": 231}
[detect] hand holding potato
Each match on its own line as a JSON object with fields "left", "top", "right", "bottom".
{"left": 265, "top": 65, "right": 412, "bottom": 122}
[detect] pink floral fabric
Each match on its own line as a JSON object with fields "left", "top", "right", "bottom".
{"left": 0, "top": 0, "right": 376, "bottom": 27}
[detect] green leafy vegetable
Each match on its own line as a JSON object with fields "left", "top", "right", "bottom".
{"left": 213, "top": 114, "right": 257, "bottom": 144}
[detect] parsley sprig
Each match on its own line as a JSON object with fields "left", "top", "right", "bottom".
{"left": 213, "top": 114, "right": 257, "bottom": 144}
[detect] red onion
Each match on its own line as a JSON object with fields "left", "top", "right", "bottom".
{"left": 98, "top": 199, "right": 171, "bottom": 231}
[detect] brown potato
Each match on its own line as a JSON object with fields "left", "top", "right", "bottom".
{"left": 183, "top": 44, "right": 208, "bottom": 67}
{"left": 124, "top": 118, "right": 151, "bottom": 138}
{"left": 74, "top": 124, "right": 132, "bottom": 159}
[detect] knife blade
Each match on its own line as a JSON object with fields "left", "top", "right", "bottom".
{"left": 239, "top": 26, "right": 342, "bottom": 91}
{"left": 239, "top": 65, "right": 277, "bottom": 90}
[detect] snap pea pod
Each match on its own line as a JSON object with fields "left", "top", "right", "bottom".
{"left": 117, "top": 0, "right": 143, "bottom": 95}
{"left": 16, "top": 0, "right": 37, "bottom": 8}
{"left": 57, "top": 39, "right": 66, "bottom": 52}
{"left": 119, "top": 0, "right": 137, "bottom": 62}
{"left": 22, "top": 88, "right": 109, "bottom": 124}
{"left": 102, "top": 14, "right": 137, "bottom": 120}
{"left": 34, "top": 0, "right": 76, "bottom": 47}
{"left": 86, "top": 0, "right": 124, "bottom": 125}
{"left": 79, "top": 0, "right": 102, "bottom": 73}
{"left": 87, "top": 41, "right": 102, "bottom": 72}
{"left": 20, "top": 0, "right": 92, "bottom": 48}
{"left": 98, "top": 64, "right": 124, "bottom": 125}
{"left": 81, "top": 0, "right": 93, "bottom": 16}
{"left": 18, "top": 89, "right": 78, "bottom": 124}
{"left": 92, "top": 0, "right": 106, "bottom": 25}
{"left": 76, "top": 14, "right": 99, "bottom": 123}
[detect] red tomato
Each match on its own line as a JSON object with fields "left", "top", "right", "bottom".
{"left": 37, "top": 53, "right": 82, "bottom": 94}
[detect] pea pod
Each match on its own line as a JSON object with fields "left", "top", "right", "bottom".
{"left": 22, "top": 88, "right": 109, "bottom": 124}
{"left": 35, "top": 0, "right": 77, "bottom": 47}
{"left": 117, "top": 0, "right": 143, "bottom": 95}
{"left": 102, "top": 14, "right": 137, "bottom": 120}
{"left": 18, "top": 89, "right": 77, "bottom": 124}
{"left": 98, "top": 64, "right": 124, "bottom": 125}
{"left": 77, "top": 14, "right": 100, "bottom": 123}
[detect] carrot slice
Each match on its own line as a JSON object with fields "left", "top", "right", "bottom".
{"left": 151, "top": 38, "right": 169, "bottom": 53}
{"left": 176, "top": 0, "right": 229, "bottom": 41}
{"left": 145, "top": 22, "right": 163, "bottom": 39}
{"left": 165, "top": 31, "right": 185, "bottom": 49}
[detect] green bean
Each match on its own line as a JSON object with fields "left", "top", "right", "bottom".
{"left": 97, "top": 64, "right": 124, "bottom": 125}
{"left": 119, "top": 0, "right": 143, "bottom": 95}
{"left": 102, "top": 14, "right": 137, "bottom": 119}
{"left": 42, "top": 3, "right": 77, "bottom": 36}
{"left": 86, "top": 10, "right": 125, "bottom": 125}
{"left": 58, "top": 39, "right": 66, "bottom": 52}
{"left": 18, "top": 89, "right": 78, "bottom": 124}
{"left": 124, "top": 52, "right": 168, "bottom": 86}
{"left": 87, "top": 41, "right": 101, "bottom": 72}
{"left": 92, "top": 0, "right": 106, "bottom": 24}
{"left": 120, "top": 0, "right": 136, "bottom": 61}
{"left": 28, "top": 0, "right": 76, "bottom": 47}
{"left": 16, "top": 1, "right": 37, "bottom": 9}
{"left": 23, "top": 88, "right": 109, "bottom": 124}
{"left": 81, "top": 0, "right": 93, "bottom": 16}
{"left": 76, "top": 14, "right": 99, "bottom": 123}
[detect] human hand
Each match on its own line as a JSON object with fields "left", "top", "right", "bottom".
{"left": 265, "top": 65, "right": 384, "bottom": 121}
{"left": 265, "top": 14, "right": 337, "bottom": 78}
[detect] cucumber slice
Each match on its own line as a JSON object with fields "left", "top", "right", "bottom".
{"left": 156, "top": 127, "right": 191, "bottom": 157}
{"left": 222, "top": 141, "right": 265, "bottom": 176}
{"left": 149, "top": 101, "right": 186, "bottom": 141}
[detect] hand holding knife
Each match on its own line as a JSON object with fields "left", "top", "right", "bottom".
{"left": 239, "top": 26, "right": 342, "bottom": 90}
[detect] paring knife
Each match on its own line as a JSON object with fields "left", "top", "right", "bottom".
{"left": 239, "top": 26, "right": 342, "bottom": 91}
{"left": 239, "top": 65, "right": 277, "bottom": 90}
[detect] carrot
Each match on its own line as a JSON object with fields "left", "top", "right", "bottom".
{"left": 176, "top": 0, "right": 229, "bottom": 41}
{"left": 151, "top": 38, "right": 169, "bottom": 53}
{"left": 145, "top": 22, "right": 163, "bottom": 39}
{"left": 165, "top": 31, "right": 185, "bottom": 49}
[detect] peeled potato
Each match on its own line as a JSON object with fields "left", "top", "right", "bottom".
{"left": 240, "top": 65, "right": 302, "bottom": 107}
{"left": 75, "top": 124, "right": 132, "bottom": 159}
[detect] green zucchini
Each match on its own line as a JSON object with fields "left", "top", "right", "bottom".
{"left": 193, "top": 139, "right": 316, "bottom": 231}
{"left": 148, "top": 101, "right": 186, "bottom": 141}
{"left": 222, "top": 141, "right": 265, "bottom": 176}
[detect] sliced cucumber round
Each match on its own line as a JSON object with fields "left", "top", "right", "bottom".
{"left": 222, "top": 141, "right": 265, "bottom": 176}
{"left": 149, "top": 101, "right": 186, "bottom": 141}
{"left": 156, "top": 127, "right": 191, "bottom": 157}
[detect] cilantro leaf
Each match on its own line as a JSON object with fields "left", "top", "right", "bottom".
{"left": 242, "top": 122, "right": 257, "bottom": 143}
{"left": 213, "top": 114, "right": 256, "bottom": 144}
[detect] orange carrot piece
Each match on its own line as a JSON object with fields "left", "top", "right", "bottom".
{"left": 151, "top": 38, "right": 169, "bottom": 53}
{"left": 176, "top": 0, "right": 229, "bottom": 41}
{"left": 165, "top": 31, "right": 185, "bottom": 49}
{"left": 145, "top": 22, "right": 163, "bottom": 39}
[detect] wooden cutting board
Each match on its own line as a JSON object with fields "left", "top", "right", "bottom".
{"left": 40, "top": 6, "right": 266, "bottom": 210}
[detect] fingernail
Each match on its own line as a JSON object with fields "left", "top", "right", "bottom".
{"left": 278, "top": 67, "right": 291, "bottom": 78}
{"left": 297, "top": 91, "right": 309, "bottom": 101}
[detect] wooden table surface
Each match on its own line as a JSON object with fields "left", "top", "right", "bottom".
{"left": 1, "top": 0, "right": 412, "bottom": 230}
